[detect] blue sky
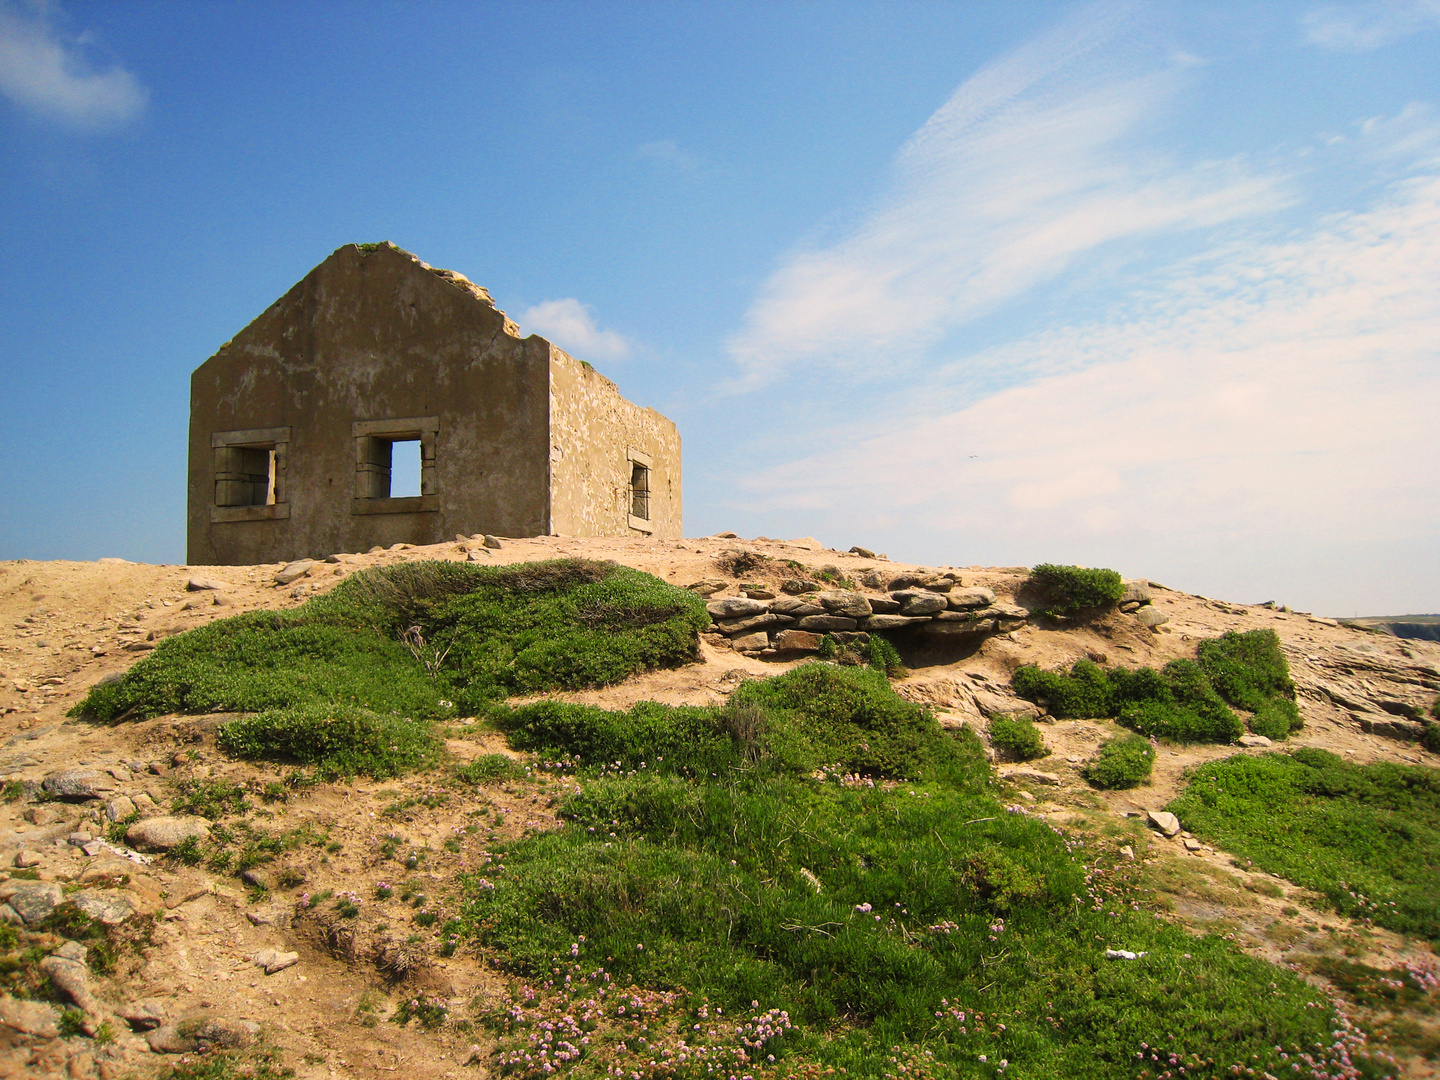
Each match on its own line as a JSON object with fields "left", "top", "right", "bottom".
{"left": 1, "top": 1, "right": 1437, "bottom": 616}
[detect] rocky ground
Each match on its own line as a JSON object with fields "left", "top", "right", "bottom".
{"left": 1, "top": 532, "right": 1437, "bottom": 1079}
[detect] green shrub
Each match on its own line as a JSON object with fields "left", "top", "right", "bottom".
{"left": 988, "top": 716, "right": 1049, "bottom": 761}
{"left": 1025, "top": 563, "right": 1123, "bottom": 617}
{"left": 1423, "top": 722, "right": 1440, "bottom": 754}
{"left": 1169, "top": 749, "right": 1440, "bottom": 940}
{"left": 1197, "top": 629, "right": 1294, "bottom": 711}
{"left": 1012, "top": 659, "right": 1113, "bottom": 718}
{"left": 218, "top": 705, "right": 440, "bottom": 780}
{"left": 866, "top": 633, "right": 907, "bottom": 678}
{"left": 1117, "top": 660, "right": 1242, "bottom": 744}
{"left": 71, "top": 559, "right": 709, "bottom": 734}
{"left": 496, "top": 664, "right": 983, "bottom": 785}
{"left": 1248, "top": 697, "right": 1304, "bottom": 740}
{"left": 1082, "top": 735, "right": 1155, "bottom": 789}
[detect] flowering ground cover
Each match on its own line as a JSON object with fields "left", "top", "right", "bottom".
{"left": 459, "top": 665, "right": 1401, "bottom": 1079}
{"left": 1166, "top": 748, "right": 1440, "bottom": 941}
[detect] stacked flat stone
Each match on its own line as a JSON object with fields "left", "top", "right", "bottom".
{"left": 704, "top": 575, "right": 1029, "bottom": 655}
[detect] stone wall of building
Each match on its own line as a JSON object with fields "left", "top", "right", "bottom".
{"left": 190, "top": 243, "right": 677, "bottom": 565}
{"left": 546, "top": 348, "right": 682, "bottom": 539}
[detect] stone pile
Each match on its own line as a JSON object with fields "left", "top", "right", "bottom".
{"left": 703, "top": 573, "right": 1028, "bottom": 655}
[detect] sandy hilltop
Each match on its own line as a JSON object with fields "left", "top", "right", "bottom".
{"left": 1, "top": 531, "right": 1438, "bottom": 1080}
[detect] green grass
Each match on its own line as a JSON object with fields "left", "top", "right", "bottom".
{"left": 1081, "top": 735, "right": 1155, "bottom": 790}
{"left": 494, "top": 663, "right": 982, "bottom": 784}
{"left": 1025, "top": 563, "right": 1123, "bottom": 617}
{"left": 988, "top": 716, "right": 1049, "bottom": 761}
{"left": 1013, "top": 630, "right": 1297, "bottom": 747}
{"left": 1167, "top": 748, "right": 1440, "bottom": 940}
{"left": 456, "top": 674, "right": 1388, "bottom": 1079}
{"left": 69, "top": 559, "right": 708, "bottom": 778}
{"left": 218, "top": 705, "right": 442, "bottom": 780}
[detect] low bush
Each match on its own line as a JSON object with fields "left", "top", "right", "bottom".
{"left": 1423, "top": 721, "right": 1440, "bottom": 754}
{"left": 1081, "top": 734, "right": 1155, "bottom": 789}
{"left": 1248, "top": 697, "right": 1304, "bottom": 739}
{"left": 71, "top": 560, "right": 709, "bottom": 779}
{"left": 1013, "top": 630, "right": 1295, "bottom": 745}
{"left": 218, "top": 705, "right": 440, "bottom": 780}
{"left": 1170, "top": 748, "right": 1440, "bottom": 939}
{"left": 988, "top": 716, "right": 1049, "bottom": 761}
{"left": 1197, "top": 629, "right": 1294, "bottom": 710}
{"left": 496, "top": 664, "right": 982, "bottom": 786}
{"left": 1011, "top": 659, "right": 1113, "bottom": 718}
{"left": 459, "top": 733, "right": 1367, "bottom": 1077}
{"left": 1025, "top": 563, "right": 1124, "bottom": 617}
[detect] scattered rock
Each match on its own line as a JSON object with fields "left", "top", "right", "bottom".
{"left": 118, "top": 1000, "right": 168, "bottom": 1031}
{"left": 0, "top": 995, "right": 60, "bottom": 1038}
{"left": 1104, "top": 949, "right": 1147, "bottom": 960}
{"left": 39, "top": 955, "right": 96, "bottom": 1014}
{"left": 104, "top": 796, "right": 137, "bottom": 822}
{"left": 893, "top": 590, "right": 947, "bottom": 616}
{"left": 848, "top": 546, "right": 876, "bottom": 559}
{"left": 860, "top": 570, "right": 886, "bottom": 589}
{"left": 1118, "top": 846, "right": 1135, "bottom": 861}
{"left": 483, "top": 534, "right": 503, "bottom": 549}
{"left": 770, "top": 597, "right": 824, "bottom": 616}
{"left": 864, "top": 614, "right": 930, "bottom": 631}
{"left": 1002, "top": 767, "right": 1061, "bottom": 785}
{"left": 466, "top": 549, "right": 489, "bottom": 561}
{"left": 1146, "top": 810, "right": 1182, "bottom": 837}
{"left": 41, "top": 769, "right": 117, "bottom": 801}
{"left": 743, "top": 588, "right": 777, "bottom": 600}
{"left": 274, "top": 559, "right": 315, "bottom": 585}
{"left": 919, "top": 575, "right": 955, "bottom": 593}
{"left": 685, "top": 579, "right": 727, "bottom": 596}
{"left": 1238, "top": 734, "right": 1273, "bottom": 748}
{"left": 706, "top": 597, "right": 769, "bottom": 620}
{"left": 147, "top": 1017, "right": 260, "bottom": 1054}
{"left": 125, "top": 816, "right": 211, "bottom": 853}
{"left": 0, "top": 881, "right": 63, "bottom": 925}
{"left": 253, "top": 948, "right": 299, "bottom": 975}
{"left": 780, "top": 578, "right": 820, "bottom": 595}
{"left": 1183, "top": 838, "right": 1204, "bottom": 852}
{"left": 947, "top": 587, "right": 996, "bottom": 609}
{"left": 772, "top": 629, "right": 822, "bottom": 652}
{"left": 13, "top": 850, "right": 41, "bottom": 868}
{"left": 816, "top": 591, "right": 872, "bottom": 619}
{"left": 730, "top": 631, "right": 770, "bottom": 653}
{"left": 185, "top": 577, "right": 229, "bottom": 592}
{"left": 1137, "top": 606, "right": 1169, "bottom": 628}
{"left": 795, "top": 615, "right": 858, "bottom": 632}
{"left": 1119, "top": 580, "right": 1153, "bottom": 606}
{"left": 69, "top": 891, "right": 135, "bottom": 925}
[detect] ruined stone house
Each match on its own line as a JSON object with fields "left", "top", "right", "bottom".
{"left": 188, "top": 243, "right": 680, "bottom": 566}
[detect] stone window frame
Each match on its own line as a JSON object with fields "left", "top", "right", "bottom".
{"left": 351, "top": 416, "right": 440, "bottom": 515}
{"left": 210, "top": 427, "right": 291, "bottom": 523}
{"left": 627, "top": 447, "right": 653, "bottom": 533}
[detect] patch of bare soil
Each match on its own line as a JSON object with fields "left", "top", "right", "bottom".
{"left": 0, "top": 533, "right": 1437, "bottom": 1078}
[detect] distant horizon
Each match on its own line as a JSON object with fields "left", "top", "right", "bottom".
{"left": 2, "top": 1, "right": 1437, "bottom": 617}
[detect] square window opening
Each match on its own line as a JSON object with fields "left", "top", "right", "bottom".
{"left": 215, "top": 445, "right": 276, "bottom": 508}
{"left": 630, "top": 461, "right": 650, "bottom": 521}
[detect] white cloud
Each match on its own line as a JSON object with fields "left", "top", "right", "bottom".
{"left": 519, "top": 298, "right": 633, "bottom": 362}
{"left": 724, "top": 4, "right": 1288, "bottom": 390}
{"left": 1302, "top": 1, "right": 1440, "bottom": 51}
{"left": 0, "top": 4, "right": 147, "bottom": 129}
{"left": 736, "top": 154, "right": 1440, "bottom": 611}
{"left": 637, "top": 139, "right": 703, "bottom": 173}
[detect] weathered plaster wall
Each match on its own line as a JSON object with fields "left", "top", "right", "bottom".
{"left": 188, "top": 244, "right": 552, "bottom": 565}
{"left": 546, "top": 348, "right": 682, "bottom": 539}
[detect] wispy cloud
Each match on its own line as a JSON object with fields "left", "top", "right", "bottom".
{"left": 519, "top": 298, "right": 633, "bottom": 362}
{"left": 1302, "top": 1, "right": 1440, "bottom": 51}
{"left": 0, "top": 3, "right": 147, "bottom": 129}
{"left": 637, "top": 139, "right": 703, "bottom": 174}
{"left": 724, "top": 4, "right": 1288, "bottom": 390}
{"left": 736, "top": 126, "right": 1440, "bottom": 609}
